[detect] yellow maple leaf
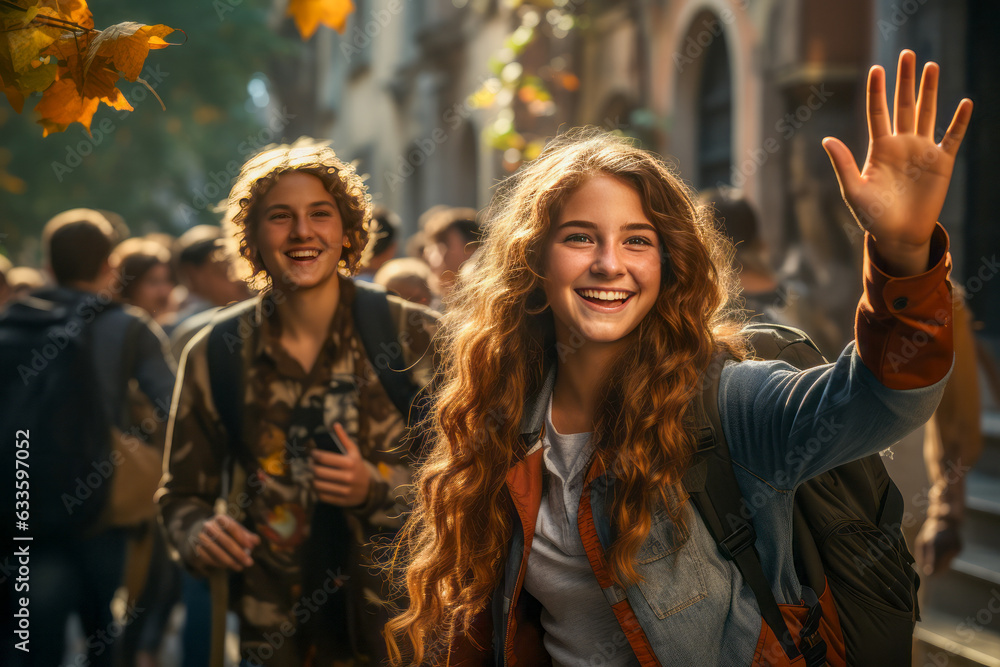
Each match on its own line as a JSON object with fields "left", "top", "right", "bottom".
{"left": 1, "top": 80, "right": 25, "bottom": 114}
{"left": 1, "top": 0, "right": 178, "bottom": 136}
{"left": 35, "top": 0, "right": 94, "bottom": 31}
{"left": 37, "top": 32, "right": 128, "bottom": 134}
{"left": 34, "top": 75, "right": 99, "bottom": 135}
{"left": 0, "top": 2, "right": 39, "bottom": 31}
{"left": 84, "top": 62, "right": 132, "bottom": 111}
{"left": 287, "top": 0, "right": 354, "bottom": 40}
{"left": 8, "top": 22, "right": 60, "bottom": 74}
{"left": 16, "top": 58, "right": 57, "bottom": 92}
{"left": 84, "top": 22, "right": 175, "bottom": 81}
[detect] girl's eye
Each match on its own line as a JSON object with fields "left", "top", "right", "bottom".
{"left": 565, "top": 233, "right": 591, "bottom": 243}
{"left": 626, "top": 236, "right": 654, "bottom": 246}
{"left": 311, "top": 209, "right": 332, "bottom": 217}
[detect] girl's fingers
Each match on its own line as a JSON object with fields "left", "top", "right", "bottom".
{"left": 822, "top": 137, "right": 861, "bottom": 200}
{"left": 915, "top": 61, "right": 939, "bottom": 139}
{"left": 868, "top": 65, "right": 891, "bottom": 141}
{"left": 893, "top": 50, "right": 917, "bottom": 134}
{"left": 940, "top": 98, "right": 973, "bottom": 157}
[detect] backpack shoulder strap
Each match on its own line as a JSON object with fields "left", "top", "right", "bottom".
{"left": 206, "top": 299, "right": 258, "bottom": 451}
{"left": 684, "top": 350, "right": 803, "bottom": 663}
{"left": 744, "top": 322, "right": 828, "bottom": 366}
{"left": 352, "top": 280, "right": 423, "bottom": 423}
{"left": 116, "top": 314, "right": 146, "bottom": 429}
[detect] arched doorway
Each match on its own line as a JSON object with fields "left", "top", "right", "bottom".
{"left": 695, "top": 24, "right": 732, "bottom": 189}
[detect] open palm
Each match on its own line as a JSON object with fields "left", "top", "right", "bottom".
{"left": 823, "top": 50, "right": 973, "bottom": 276}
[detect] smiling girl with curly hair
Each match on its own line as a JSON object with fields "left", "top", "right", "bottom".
{"left": 386, "top": 51, "right": 971, "bottom": 666}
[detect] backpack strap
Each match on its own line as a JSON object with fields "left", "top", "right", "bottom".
{"left": 352, "top": 281, "right": 425, "bottom": 424}
{"left": 742, "top": 322, "right": 825, "bottom": 366}
{"left": 207, "top": 285, "right": 426, "bottom": 444}
{"left": 204, "top": 298, "right": 256, "bottom": 667}
{"left": 683, "top": 352, "right": 806, "bottom": 664}
{"left": 206, "top": 299, "right": 257, "bottom": 454}
{"left": 117, "top": 314, "right": 146, "bottom": 430}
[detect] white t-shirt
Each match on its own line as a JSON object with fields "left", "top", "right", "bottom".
{"left": 521, "top": 398, "right": 640, "bottom": 667}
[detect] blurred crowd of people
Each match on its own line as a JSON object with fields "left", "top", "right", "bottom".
{"left": 0, "top": 150, "right": 990, "bottom": 667}
{"left": 0, "top": 203, "right": 484, "bottom": 334}
{"left": 0, "top": 185, "right": 488, "bottom": 666}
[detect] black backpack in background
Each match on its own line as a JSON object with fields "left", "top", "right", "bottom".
{"left": 684, "top": 323, "right": 920, "bottom": 667}
{"left": 0, "top": 294, "right": 114, "bottom": 544}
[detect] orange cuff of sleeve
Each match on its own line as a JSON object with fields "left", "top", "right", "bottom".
{"left": 855, "top": 223, "right": 953, "bottom": 390}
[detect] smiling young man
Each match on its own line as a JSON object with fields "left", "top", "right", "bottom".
{"left": 158, "top": 141, "right": 438, "bottom": 666}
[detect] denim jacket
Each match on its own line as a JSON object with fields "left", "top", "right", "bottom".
{"left": 449, "top": 225, "right": 954, "bottom": 666}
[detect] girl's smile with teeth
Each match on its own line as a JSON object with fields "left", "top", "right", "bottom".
{"left": 576, "top": 288, "right": 633, "bottom": 302}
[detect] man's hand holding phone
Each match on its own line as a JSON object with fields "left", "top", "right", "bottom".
{"left": 311, "top": 422, "right": 373, "bottom": 507}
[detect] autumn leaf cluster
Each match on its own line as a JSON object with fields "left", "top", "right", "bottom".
{"left": 0, "top": 0, "right": 178, "bottom": 136}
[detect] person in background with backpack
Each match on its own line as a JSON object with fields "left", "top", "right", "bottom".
{"left": 0, "top": 208, "right": 176, "bottom": 667}
{"left": 157, "top": 139, "right": 437, "bottom": 666}
{"left": 698, "top": 187, "right": 844, "bottom": 359}
{"left": 384, "top": 50, "right": 970, "bottom": 666}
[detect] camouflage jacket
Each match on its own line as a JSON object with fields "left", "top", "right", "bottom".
{"left": 158, "top": 277, "right": 437, "bottom": 666}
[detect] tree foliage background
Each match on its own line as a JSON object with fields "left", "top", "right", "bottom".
{"left": 0, "top": 0, "right": 307, "bottom": 264}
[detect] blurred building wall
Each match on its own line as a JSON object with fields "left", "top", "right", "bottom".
{"left": 316, "top": 0, "right": 994, "bottom": 345}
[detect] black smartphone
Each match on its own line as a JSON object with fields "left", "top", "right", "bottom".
{"left": 314, "top": 428, "right": 348, "bottom": 455}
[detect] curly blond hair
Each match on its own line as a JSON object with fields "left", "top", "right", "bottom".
{"left": 222, "top": 138, "right": 372, "bottom": 290}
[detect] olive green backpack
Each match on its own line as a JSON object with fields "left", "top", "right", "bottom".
{"left": 684, "top": 323, "right": 920, "bottom": 666}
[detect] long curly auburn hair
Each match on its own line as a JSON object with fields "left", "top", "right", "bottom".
{"left": 385, "top": 128, "right": 746, "bottom": 664}
{"left": 222, "top": 138, "right": 372, "bottom": 290}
